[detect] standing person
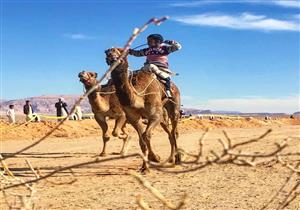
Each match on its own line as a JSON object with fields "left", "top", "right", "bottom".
{"left": 23, "top": 100, "right": 40, "bottom": 122}
{"left": 6, "top": 104, "right": 16, "bottom": 124}
{"left": 74, "top": 105, "right": 82, "bottom": 120}
{"left": 23, "top": 100, "right": 34, "bottom": 122}
{"left": 55, "top": 97, "right": 68, "bottom": 121}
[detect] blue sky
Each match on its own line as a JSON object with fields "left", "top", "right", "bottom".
{"left": 1, "top": 0, "right": 299, "bottom": 113}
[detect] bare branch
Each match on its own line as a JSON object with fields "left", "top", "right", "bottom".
{"left": 130, "top": 171, "right": 186, "bottom": 210}
{"left": 136, "top": 194, "right": 153, "bottom": 210}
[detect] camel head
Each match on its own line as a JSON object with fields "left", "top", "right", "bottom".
{"left": 105, "top": 47, "right": 127, "bottom": 66}
{"left": 78, "top": 71, "right": 98, "bottom": 87}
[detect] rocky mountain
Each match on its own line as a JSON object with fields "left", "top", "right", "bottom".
{"left": 182, "top": 108, "right": 289, "bottom": 116}
{"left": 182, "top": 108, "right": 242, "bottom": 116}
{"left": 293, "top": 111, "right": 300, "bottom": 115}
{"left": 0, "top": 95, "right": 293, "bottom": 116}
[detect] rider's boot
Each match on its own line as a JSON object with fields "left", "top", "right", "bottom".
{"left": 166, "top": 90, "right": 172, "bottom": 98}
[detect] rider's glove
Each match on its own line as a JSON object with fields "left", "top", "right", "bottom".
{"left": 128, "top": 49, "right": 134, "bottom": 55}
{"left": 164, "top": 40, "right": 175, "bottom": 45}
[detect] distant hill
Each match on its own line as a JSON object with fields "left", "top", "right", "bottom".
{"left": 241, "top": 112, "right": 288, "bottom": 116}
{"left": 0, "top": 95, "right": 91, "bottom": 114}
{"left": 182, "top": 108, "right": 242, "bottom": 116}
{"left": 182, "top": 108, "right": 289, "bottom": 116}
{"left": 0, "top": 95, "right": 293, "bottom": 116}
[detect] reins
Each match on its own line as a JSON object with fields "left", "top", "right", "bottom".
{"left": 128, "top": 69, "right": 159, "bottom": 97}
{"left": 128, "top": 69, "right": 178, "bottom": 105}
{"left": 131, "top": 43, "right": 148, "bottom": 50}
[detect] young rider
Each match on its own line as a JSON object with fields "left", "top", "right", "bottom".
{"left": 128, "top": 34, "right": 181, "bottom": 98}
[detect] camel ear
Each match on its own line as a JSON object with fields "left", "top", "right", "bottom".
{"left": 78, "top": 71, "right": 84, "bottom": 78}
{"left": 91, "top": 72, "right": 98, "bottom": 78}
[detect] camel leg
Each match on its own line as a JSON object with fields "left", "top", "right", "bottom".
{"left": 119, "top": 123, "right": 130, "bottom": 155}
{"left": 164, "top": 101, "right": 181, "bottom": 165}
{"left": 160, "top": 121, "right": 176, "bottom": 164}
{"left": 143, "top": 116, "right": 161, "bottom": 163}
{"left": 112, "top": 114, "right": 126, "bottom": 138}
{"left": 160, "top": 107, "right": 177, "bottom": 163}
{"left": 170, "top": 110, "right": 181, "bottom": 164}
{"left": 95, "top": 114, "right": 110, "bottom": 156}
{"left": 129, "top": 119, "right": 149, "bottom": 173}
{"left": 112, "top": 115, "right": 129, "bottom": 155}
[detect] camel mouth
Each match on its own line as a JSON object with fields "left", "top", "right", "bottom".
{"left": 79, "top": 77, "right": 88, "bottom": 83}
{"left": 78, "top": 73, "right": 93, "bottom": 85}
{"left": 78, "top": 74, "right": 88, "bottom": 83}
{"left": 105, "top": 55, "right": 118, "bottom": 65}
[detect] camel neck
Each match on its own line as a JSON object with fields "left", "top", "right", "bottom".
{"left": 111, "top": 61, "right": 135, "bottom": 106}
{"left": 85, "top": 84, "right": 110, "bottom": 113}
{"left": 84, "top": 84, "right": 101, "bottom": 99}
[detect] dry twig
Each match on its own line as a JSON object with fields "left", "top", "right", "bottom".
{"left": 130, "top": 171, "right": 186, "bottom": 210}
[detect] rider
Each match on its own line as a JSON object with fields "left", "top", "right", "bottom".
{"left": 128, "top": 34, "right": 181, "bottom": 98}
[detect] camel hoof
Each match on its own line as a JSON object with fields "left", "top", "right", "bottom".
{"left": 168, "top": 157, "right": 175, "bottom": 164}
{"left": 148, "top": 154, "right": 160, "bottom": 163}
{"left": 111, "top": 152, "right": 121, "bottom": 155}
{"left": 111, "top": 151, "right": 126, "bottom": 156}
{"left": 139, "top": 166, "right": 150, "bottom": 174}
{"left": 175, "top": 154, "right": 181, "bottom": 165}
{"left": 99, "top": 152, "right": 107, "bottom": 157}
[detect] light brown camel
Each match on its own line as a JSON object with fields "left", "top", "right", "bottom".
{"left": 78, "top": 71, "right": 129, "bottom": 156}
{"left": 105, "top": 48, "right": 181, "bottom": 172}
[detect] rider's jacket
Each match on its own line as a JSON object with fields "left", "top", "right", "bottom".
{"left": 129, "top": 40, "right": 181, "bottom": 68}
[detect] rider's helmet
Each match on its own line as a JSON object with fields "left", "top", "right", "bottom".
{"left": 147, "top": 34, "right": 164, "bottom": 47}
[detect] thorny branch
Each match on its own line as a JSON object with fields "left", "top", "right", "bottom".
{"left": 153, "top": 129, "right": 292, "bottom": 174}
{"left": 1, "top": 157, "right": 36, "bottom": 210}
{"left": 130, "top": 171, "right": 186, "bottom": 210}
{"left": 260, "top": 157, "right": 300, "bottom": 210}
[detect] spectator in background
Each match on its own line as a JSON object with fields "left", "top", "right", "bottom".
{"left": 55, "top": 97, "right": 68, "bottom": 121}
{"left": 23, "top": 100, "right": 34, "bottom": 121}
{"left": 74, "top": 105, "right": 82, "bottom": 120}
{"left": 179, "top": 109, "right": 185, "bottom": 119}
{"left": 6, "top": 104, "right": 15, "bottom": 124}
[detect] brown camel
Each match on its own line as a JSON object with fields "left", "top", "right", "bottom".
{"left": 105, "top": 48, "right": 181, "bottom": 172}
{"left": 78, "top": 71, "right": 129, "bottom": 156}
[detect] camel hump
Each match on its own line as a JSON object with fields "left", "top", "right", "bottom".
{"left": 129, "top": 69, "right": 180, "bottom": 104}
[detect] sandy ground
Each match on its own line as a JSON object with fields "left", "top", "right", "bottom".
{"left": 1, "top": 117, "right": 299, "bottom": 141}
{"left": 0, "top": 119, "right": 299, "bottom": 210}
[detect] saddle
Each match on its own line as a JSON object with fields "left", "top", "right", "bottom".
{"left": 129, "top": 69, "right": 167, "bottom": 84}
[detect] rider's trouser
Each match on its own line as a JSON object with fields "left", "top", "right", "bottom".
{"left": 143, "top": 64, "right": 171, "bottom": 91}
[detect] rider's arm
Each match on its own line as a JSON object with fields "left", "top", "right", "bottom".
{"left": 164, "top": 40, "right": 182, "bottom": 54}
{"left": 128, "top": 48, "right": 147, "bottom": 57}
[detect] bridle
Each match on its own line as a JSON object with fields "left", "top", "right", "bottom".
{"left": 105, "top": 48, "right": 123, "bottom": 65}
{"left": 79, "top": 73, "right": 99, "bottom": 93}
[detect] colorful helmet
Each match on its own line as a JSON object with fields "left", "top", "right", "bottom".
{"left": 147, "top": 34, "right": 164, "bottom": 43}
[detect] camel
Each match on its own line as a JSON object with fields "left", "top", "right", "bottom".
{"left": 78, "top": 71, "right": 129, "bottom": 156}
{"left": 105, "top": 48, "right": 181, "bottom": 172}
